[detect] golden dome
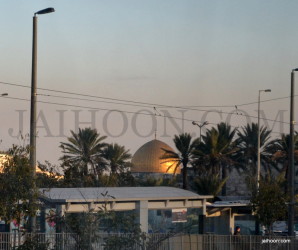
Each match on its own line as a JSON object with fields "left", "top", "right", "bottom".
{"left": 131, "top": 139, "right": 179, "bottom": 174}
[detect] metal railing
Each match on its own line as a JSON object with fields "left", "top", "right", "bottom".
{"left": 0, "top": 232, "right": 297, "bottom": 250}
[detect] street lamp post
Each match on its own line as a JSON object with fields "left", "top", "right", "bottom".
{"left": 192, "top": 121, "right": 208, "bottom": 235}
{"left": 192, "top": 121, "right": 208, "bottom": 142}
{"left": 255, "top": 89, "right": 271, "bottom": 235}
{"left": 29, "top": 7, "right": 55, "bottom": 232}
{"left": 288, "top": 68, "right": 298, "bottom": 236}
{"left": 257, "top": 89, "right": 271, "bottom": 189}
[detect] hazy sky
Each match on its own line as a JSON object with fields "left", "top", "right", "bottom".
{"left": 1, "top": 0, "right": 298, "bottom": 165}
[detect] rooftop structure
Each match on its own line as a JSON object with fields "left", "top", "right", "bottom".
{"left": 40, "top": 186, "right": 212, "bottom": 233}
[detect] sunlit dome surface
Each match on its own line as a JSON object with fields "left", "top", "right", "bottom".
{"left": 131, "top": 139, "right": 179, "bottom": 174}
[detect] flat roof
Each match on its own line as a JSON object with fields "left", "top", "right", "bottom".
{"left": 208, "top": 200, "right": 250, "bottom": 208}
{"left": 40, "top": 187, "right": 212, "bottom": 203}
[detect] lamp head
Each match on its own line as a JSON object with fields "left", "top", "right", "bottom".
{"left": 192, "top": 121, "right": 197, "bottom": 125}
{"left": 1, "top": 93, "right": 8, "bottom": 96}
{"left": 35, "top": 8, "right": 55, "bottom": 16}
{"left": 264, "top": 89, "right": 271, "bottom": 92}
{"left": 293, "top": 68, "right": 298, "bottom": 72}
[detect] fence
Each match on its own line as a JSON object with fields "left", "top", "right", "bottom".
{"left": 0, "top": 232, "right": 297, "bottom": 250}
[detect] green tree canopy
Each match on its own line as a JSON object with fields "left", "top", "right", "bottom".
{"left": 192, "top": 123, "right": 240, "bottom": 195}
{"left": 0, "top": 145, "right": 38, "bottom": 226}
{"left": 250, "top": 177, "right": 288, "bottom": 234}
{"left": 160, "top": 133, "right": 199, "bottom": 190}
{"left": 193, "top": 173, "right": 228, "bottom": 196}
{"left": 101, "top": 143, "right": 132, "bottom": 175}
{"left": 237, "top": 123, "right": 271, "bottom": 175}
{"left": 60, "top": 127, "right": 107, "bottom": 181}
{"left": 265, "top": 133, "right": 298, "bottom": 178}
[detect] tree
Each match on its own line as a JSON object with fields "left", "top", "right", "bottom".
{"left": 60, "top": 127, "right": 107, "bottom": 179}
{"left": 160, "top": 133, "right": 199, "bottom": 190}
{"left": 62, "top": 163, "right": 97, "bottom": 187}
{"left": 62, "top": 192, "right": 145, "bottom": 250}
{"left": 237, "top": 123, "right": 271, "bottom": 176}
{"left": 100, "top": 211, "right": 145, "bottom": 250}
{"left": 35, "top": 161, "right": 63, "bottom": 188}
{"left": 265, "top": 133, "right": 298, "bottom": 179}
{"left": 250, "top": 177, "right": 288, "bottom": 234}
{"left": 101, "top": 143, "right": 132, "bottom": 175}
{"left": 0, "top": 145, "right": 38, "bottom": 229}
{"left": 193, "top": 125, "right": 237, "bottom": 175}
{"left": 96, "top": 172, "right": 136, "bottom": 187}
{"left": 193, "top": 173, "right": 228, "bottom": 196}
{"left": 193, "top": 123, "right": 239, "bottom": 195}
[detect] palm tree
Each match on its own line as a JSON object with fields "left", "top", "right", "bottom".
{"left": 215, "top": 122, "right": 239, "bottom": 177}
{"left": 265, "top": 133, "right": 298, "bottom": 179}
{"left": 193, "top": 173, "right": 228, "bottom": 196}
{"left": 160, "top": 133, "right": 199, "bottom": 190}
{"left": 193, "top": 123, "right": 239, "bottom": 195}
{"left": 101, "top": 143, "right": 132, "bottom": 174}
{"left": 236, "top": 123, "right": 271, "bottom": 177}
{"left": 60, "top": 127, "right": 107, "bottom": 178}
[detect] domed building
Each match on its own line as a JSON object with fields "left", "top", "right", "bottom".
{"left": 131, "top": 139, "right": 180, "bottom": 178}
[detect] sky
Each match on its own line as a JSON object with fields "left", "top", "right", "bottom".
{"left": 1, "top": 0, "right": 298, "bottom": 166}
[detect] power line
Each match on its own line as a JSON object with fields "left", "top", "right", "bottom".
{"left": 0, "top": 80, "right": 292, "bottom": 125}
{"left": 3, "top": 96, "right": 197, "bottom": 123}
{"left": 0, "top": 81, "right": 177, "bottom": 108}
{"left": 40, "top": 95, "right": 287, "bottom": 125}
{"left": 181, "top": 96, "right": 291, "bottom": 108}
{"left": 0, "top": 80, "right": 292, "bottom": 109}
{"left": 1, "top": 96, "right": 292, "bottom": 135}
{"left": 235, "top": 96, "right": 290, "bottom": 107}
{"left": 37, "top": 93, "right": 154, "bottom": 109}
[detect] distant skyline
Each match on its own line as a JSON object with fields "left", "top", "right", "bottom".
{"left": 1, "top": 0, "right": 298, "bottom": 165}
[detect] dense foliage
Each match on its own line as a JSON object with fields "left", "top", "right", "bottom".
{"left": 250, "top": 177, "right": 288, "bottom": 233}
{"left": 0, "top": 145, "right": 38, "bottom": 228}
